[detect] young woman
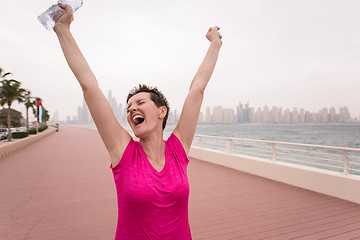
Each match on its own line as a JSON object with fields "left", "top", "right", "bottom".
{"left": 54, "top": 4, "right": 222, "bottom": 239}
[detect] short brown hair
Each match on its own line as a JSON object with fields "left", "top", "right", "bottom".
{"left": 127, "top": 84, "right": 170, "bottom": 130}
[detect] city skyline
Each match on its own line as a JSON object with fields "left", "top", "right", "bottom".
{"left": 50, "top": 90, "right": 359, "bottom": 125}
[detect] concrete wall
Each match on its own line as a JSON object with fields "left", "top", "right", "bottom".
{"left": 0, "top": 127, "right": 57, "bottom": 159}
{"left": 189, "top": 146, "right": 360, "bottom": 204}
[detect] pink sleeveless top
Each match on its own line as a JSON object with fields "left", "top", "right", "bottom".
{"left": 110, "top": 134, "right": 192, "bottom": 240}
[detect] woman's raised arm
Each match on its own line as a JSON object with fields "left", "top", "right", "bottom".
{"left": 54, "top": 4, "right": 131, "bottom": 166}
{"left": 173, "top": 26, "right": 222, "bottom": 154}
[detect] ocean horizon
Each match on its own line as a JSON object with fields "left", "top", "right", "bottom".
{"left": 72, "top": 123, "right": 360, "bottom": 149}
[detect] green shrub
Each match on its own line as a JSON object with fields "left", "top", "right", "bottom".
{"left": 12, "top": 131, "right": 29, "bottom": 139}
{"left": 38, "top": 125, "right": 48, "bottom": 132}
{"left": 29, "top": 129, "right": 37, "bottom": 134}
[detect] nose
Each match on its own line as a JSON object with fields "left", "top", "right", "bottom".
{"left": 128, "top": 105, "right": 138, "bottom": 113}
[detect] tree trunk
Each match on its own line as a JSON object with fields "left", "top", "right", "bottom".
{"left": 26, "top": 107, "right": 29, "bottom": 132}
{"left": 7, "top": 104, "right": 11, "bottom": 141}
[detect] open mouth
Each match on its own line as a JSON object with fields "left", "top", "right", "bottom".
{"left": 133, "top": 115, "right": 145, "bottom": 126}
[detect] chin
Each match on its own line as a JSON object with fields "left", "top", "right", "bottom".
{"left": 132, "top": 127, "right": 148, "bottom": 139}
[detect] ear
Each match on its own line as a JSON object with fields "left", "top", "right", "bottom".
{"left": 158, "top": 106, "right": 167, "bottom": 119}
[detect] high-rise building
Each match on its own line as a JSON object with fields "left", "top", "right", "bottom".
{"left": 292, "top": 108, "right": 299, "bottom": 123}
{"left": 319, "top": 107, "right": 329, "bottom": 123}
{"left": 255, "top": 107, "right": 262, "bottom": 123}
{"left": 213, "top": 106, "right": 223, "bottom": 123}
{"left": 310, "top": 112, "right": 318, "bottom": 123}
{"left": 223, "top": 108, "right": 235, "bottom": 124}
{"left": 249, "top": 108, "right": 255, "bottom": 123}
{"left": 82, "top": 99, "right": 90, "bottom": 123}
{"left": 278, "top": 107, "right": 283, "bottom": 123}
{"left": 263, "top": 105, "right": 269, "bottom": 123}
{"left": 244, "top": 102, "right": 250, "bottom": 123}
{"left": 329, "top": 107, "right": 337, "bottom": 123}
{"left": 284, "top": 109, "right": 291, "bottom": 123}
{"left": 340, "top": 107, "right": 351, "bottom": 123}
{"left": 174, "top": 110, "right": 179, "bottom": 123}
{"left": 77, "top": 106, "right": 82, "bottom": 123}
{"left": 305, "top": 111, "right": 311, "bottom": 123}
{"left": 198, "top": 112, "right": 204, "bottom": 123}
{"left": 236, "top": 102, "right": 244, "bottom": 123}
{"left": 205, "top": 107, "right": 211, "bottom": 123}
{"left": 299, "top": 108, "right": 305, "bottom": 123}
{"left": 77, "top": 98, "right": 91, "bottom": 124}
{"left": 53, "top": 110, "right": 59, "bottom": 123}
{"left": 270, "top": 106, "right": 278, "bottom": 123}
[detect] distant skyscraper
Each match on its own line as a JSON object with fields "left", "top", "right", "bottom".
{"left": 284, "top": 109, "right": 291, "bottom": 123}
{"left": 53, "top": 110, "right": 59, "bottom": 122}
{"left": 255, "top": 107, "right": 262, "bottom": 123}
{"left": 77, "top": 106, "right": 82, "bottom": 123}
{"left": 244, "top": 102, "right": 250, "bottom": 123}
{"left": 263, "top": 105, "right": 269, "bottom": 123}
{"left": 340, "top": 107, "right": 351, "bottom": 122}
{"left": 213, "top": 106, "right": 224, "bottom": 123}
{"left": 299, "top": 108, "right": 305, "bottom": 123}
{"left": 271, "top": 106, "right": 279, "bottom": 123}
{"left": 292, "top": 108, "right": 299, "bottom": 123}
{"left": 236, "top": 102, "right": 244, "bottom": 123}
{"left": 305, "top": 111, "right": 311, "bottom": 123}
{"left": 82, "top": 99, "right": 90, "bottom": 123}
{"left": 310, "top": 112, "right": 318, "bottom": 123}
{"left": 205, "top": 107, "right": 212, "bottom": 123}
{"left": 198, "top": 112, "right": 204, "bottom": 123}
{"left": 278, "top": 107, "right": 283, "bottom": 123}
{"left": 249, "top": 108, "right": 255, "bottom": 123}
{"left": 329, "top": 107, "right": 337, "bottom": 123}
{"left": 223, "top": 108, "right": 235, "bottom": 124}
{"left": 107, "top": 90, "right": 113, "bottom": 103}
{"left": 319, "top": 107, "right": 329, "bottom": 123}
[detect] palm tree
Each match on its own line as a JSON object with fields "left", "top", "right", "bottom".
{"left": 0, "top": 79, "right": 26, "bottom": 141}
{"left": 0, "top": 68, "right": 12, "bottom": 80}
{"left": 43, "top": 107, "right": 50, "bottom": 124}
{"left": 24, "top": 91, "right": 36, "bottom": 132}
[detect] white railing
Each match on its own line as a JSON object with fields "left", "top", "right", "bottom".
{"left": 191, "top": 134, "right": 360, "bottom": 176}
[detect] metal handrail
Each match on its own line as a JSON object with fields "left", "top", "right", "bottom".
{"left": 194, "top": 134, "right": 360, "bottom": 152}
{"left": 192, "top": 134, "right": 360, "bottom": 175}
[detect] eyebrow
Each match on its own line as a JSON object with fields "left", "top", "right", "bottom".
{"left": 127, "top": 99, "right": 145, "bottom": 110}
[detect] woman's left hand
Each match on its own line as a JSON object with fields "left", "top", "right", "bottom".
{"left": 206, "top": 26, "right": 222, "bottom": 45}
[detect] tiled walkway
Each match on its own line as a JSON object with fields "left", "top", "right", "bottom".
{"left": 1, "top": 126, "right": 359, "bottom": 239}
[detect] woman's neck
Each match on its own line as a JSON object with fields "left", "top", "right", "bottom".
{"left": 139, "top": 132, "right": 165, "bottom": 163}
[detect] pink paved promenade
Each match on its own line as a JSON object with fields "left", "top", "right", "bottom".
{"left": 1, "top": 126, "right": 360, "bottom": 239}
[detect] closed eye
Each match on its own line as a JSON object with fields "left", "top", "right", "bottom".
{"left": 127, "top": 98, "right": 146, "bottom": 112}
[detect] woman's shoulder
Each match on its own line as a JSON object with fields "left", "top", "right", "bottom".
{"left": 166, "top": 133, "right": 181, "bottom": 147}
{"left": 111, "top": 137, "right": 139, "bottom": 171}
{"left": 166, "top": 133, "right": 188, "bottom": 160}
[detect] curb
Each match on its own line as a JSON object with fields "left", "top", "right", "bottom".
{"left": 0, "top": 127, "right": 57, "bottom": 159}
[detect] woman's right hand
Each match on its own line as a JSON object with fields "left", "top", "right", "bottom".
{"left": 54, "top": 4, "right": 74, "bottom": 32}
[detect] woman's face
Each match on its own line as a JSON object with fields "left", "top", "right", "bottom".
{"left": 127, "top": 92, "right": 166, "bottom": 138}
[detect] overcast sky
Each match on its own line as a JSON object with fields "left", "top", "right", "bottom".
{"left": 1, "top": 0, "right": 359, "bottom": 121}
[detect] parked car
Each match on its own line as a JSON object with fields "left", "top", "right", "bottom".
{"left": 17, "top": 127, "right": 27, "bottom": 132}
{"left": 0, "top": 128, "right": 8, "bottom": 140}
